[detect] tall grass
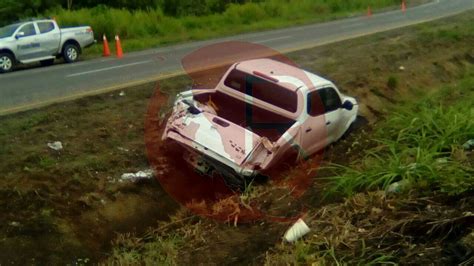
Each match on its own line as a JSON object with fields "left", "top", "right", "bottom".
{"left": 327, "top": 70, "right": 474, "bottom": 197}
{"left": 106, "top": 233, "right": 182, "bottom": 265}
{"left": 49, "top": 0, "right": 402, "bottom": 55}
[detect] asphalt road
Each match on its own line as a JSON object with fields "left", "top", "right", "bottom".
{"left": 1, "top": 0, "right": 473, "bottom": 115}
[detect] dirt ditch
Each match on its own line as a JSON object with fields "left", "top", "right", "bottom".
{"left": 0, "top": 11, "right": 473, "bottom": 264}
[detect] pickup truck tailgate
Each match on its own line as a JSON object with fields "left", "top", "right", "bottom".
{"left": 164, "top": 106, "right": 261, "bottom": 166}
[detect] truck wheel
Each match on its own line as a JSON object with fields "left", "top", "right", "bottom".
{"left": 222, "top": 174, "right": 254, "bottom": 192}
{"left": 340, "top": 115, "right": 368, "bottom": 140}
{"left": 0, "top": 53, "right": 15, "bottom": 73}
{"left": 63, "top": 44, "right": 80, "bottom": 63}
{"left": 40, "top": 59, "right": 55, "bottom": 66}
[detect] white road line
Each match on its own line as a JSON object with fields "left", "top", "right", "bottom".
{"left": 66, "top": 60, "right": 152, "bottom": 77}
{"left": 255, "top": 36, "right": 292, "bottom": 43}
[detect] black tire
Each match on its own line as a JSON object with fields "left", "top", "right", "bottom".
{"left": 0, "top": 53, "right": 15, "bottom": 73}
{"left": 63, "top": 44, "right": 80, "bottom": 63}
{"left": 222, "top": 174, "right": 252, "bottom": 192}
{"left": 40, "top": 59, "right": 55, "bottom": 66}
{"left": 341, "top": 115, "right": 368, "bottom": 140}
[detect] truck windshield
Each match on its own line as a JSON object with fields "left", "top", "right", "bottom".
{"left": 224, "top": 69, "right": 298, "bottom": 113}
{"left": 0, "top": 24, "right": 21, "bottom": 38}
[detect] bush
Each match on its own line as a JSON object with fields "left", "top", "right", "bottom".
{"left": 387, "top": 76, "right": 398, "bottom": 89}
{"left": 327, "top": 71, "right": 474, "bottom": 197}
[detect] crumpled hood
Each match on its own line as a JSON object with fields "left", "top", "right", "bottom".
{"left": 164, "top": 101, "right": 261, "bottom": 166}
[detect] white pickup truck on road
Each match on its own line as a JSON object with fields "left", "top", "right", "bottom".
{"left": 0, "top": 19, "right": 95, "bottom": 73}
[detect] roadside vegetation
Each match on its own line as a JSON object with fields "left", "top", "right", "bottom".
{"left": 264, "top": 69, "right": 474, "bottom": 265}
{"left": 52, "top": 0, "right": 404, "bottom": 56}
{"left": 0, "top": 0, "right": 415, "bottom": 57}
{"left": 0, "top": 11, "right": 472, "bottom": 265}
{"left": 104, "top": 67, "right": 474, "bottom": 266}
{"left": 327, "top": 75, "right": 474, "bottom": 197}
{"left": 104, "top": 12, "right": 474, "bottom": 265}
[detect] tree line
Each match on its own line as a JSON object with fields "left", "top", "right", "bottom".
{"left": 0, "top": 0, "right": 252, "bottom": 25}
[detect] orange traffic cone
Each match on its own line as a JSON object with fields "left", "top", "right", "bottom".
{"left": 115, "top": 35, "right": 123, "bottom": 58}
{"left": 102, "top": 34, "right": 111, "bottom": 57}
{"left": 367, "top": 6, "right": 372, "bottom": 17}
{"left": 401, "top": 0, "right": 407, "bottom": 13}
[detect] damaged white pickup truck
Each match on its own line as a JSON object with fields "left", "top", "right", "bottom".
{"left": 162, "top": 59, "right": 358, "bottom": 187}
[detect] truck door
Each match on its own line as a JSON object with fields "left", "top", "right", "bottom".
{"left": 318, "top": 87, "right": 343, "bottom": 143}
{"left": 36, "top": 21, "right": 60, "bottom": 57}
{"left": 301, "top": 87, "right": 343, "bottom": 155}
{"left": 15, "top": 23, "right": 41, "bottom": 61}
{"left": 300, "top": 89, "right": 328, "bottom": 156}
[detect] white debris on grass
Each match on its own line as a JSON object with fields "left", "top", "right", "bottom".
{"left": 462, "top": 139, "right": 474, "bottom": 150}
{"left": 386, "top": 179, "right": 411, "bottom": 194}
{"left": 120, "top": 169, "right": 155, "bottom": 182}
{"left": 9, "top": 221, "right": 20, "bottom": 227}
{"left": 283, "top": 218, "right": 311, "bottom": 242}
{"left": 47, "top": 141, "right": 63, "bottom": 151}
{"left": 119, "top": 91, "right": 126, "bottom": 97}
{"left": 399, "top": 66, "right": 405, "bottom": 71}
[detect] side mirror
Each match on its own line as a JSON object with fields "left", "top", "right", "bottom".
{"left": 15, "top": 32, "right": 25, "bottom": 39}
{"left": 342, "top": 100, "right": 354, "bottom": 111}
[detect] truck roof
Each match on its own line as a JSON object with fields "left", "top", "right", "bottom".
{"left": 235, "top": 58, "right": 332, "bottom": 91}
{"left": 9, "top": 18, "right": 53, "bottom": 24}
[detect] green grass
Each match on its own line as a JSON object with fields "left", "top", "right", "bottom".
{"left": 387, "top": 75, "right": 398, "bottom": 90}
{"left": 106, "top": 233, "right": 183, "bottom": 265}
{"left": 419, "top": 23, "right": 474, "bottom": 41}
{"left": 48, "top": 0, "right": 404, "bottom": 57}
{"left": 265, "top": 238, "right": 397, "bottom": 265}
{"left": 326, "top": 69, "right": 474, "bottom": 197}
{"left": 105, "top": 211, "right": 204, "bottom": 265}
{"left": 1, "top": 12, "right": 473, "bottom": 264}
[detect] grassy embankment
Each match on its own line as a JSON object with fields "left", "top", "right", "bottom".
{"left": 263, "top": 70, "right": 474, "bottom": 265}
{"left": 266, "top": 17, "right": 474, "bottom": 264}
{"left": 50, "top": 0, "right": 406, "bottom": 57}
{"left": 0, "top": 11, "right": 473, "bottom": 265}
{"left": 105, "top": 69, "right": 474, "bottom": 266}
{"left": 106, "top": 14, "right": 474, "bottom": 265}
{"left": 103, "top": 68, "right": 474, "bottom": 265}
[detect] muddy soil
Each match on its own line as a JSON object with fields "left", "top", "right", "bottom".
{"left": 0, "top": 11, "right": 473, "bottom": 264}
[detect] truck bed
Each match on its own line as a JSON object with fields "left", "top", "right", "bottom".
{"left": 194, "top": 91, "right": 296, "bottom": 142}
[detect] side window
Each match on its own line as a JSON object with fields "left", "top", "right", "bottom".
{"left": 321, "top": 87, "right": 342, "bottom": 113}
{"left": 37, "top": 22, "right": 55, "bottom": 34}
{"left": 18, "top": 23, "right": 36, "bottom": 37}
{"left": 307, "top": 90, "right": 325, "bottom": 116}
{"left": 307, "top": 87, "right": 342, "bottom": 116}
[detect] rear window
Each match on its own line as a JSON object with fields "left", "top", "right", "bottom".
{"left": 37, "top": 22, "right": 55, "bottom": 34}
{"left": 224, "top": 69, "right": 297, "bottom": 112}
